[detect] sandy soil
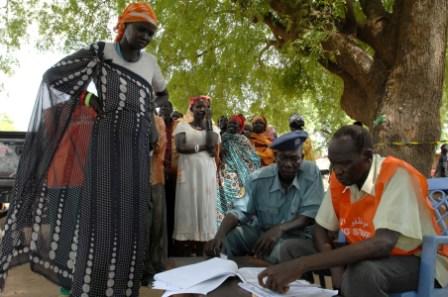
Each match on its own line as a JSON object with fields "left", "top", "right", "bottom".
{"left": 3, "top": 264, "right": 163, "bottom": 297}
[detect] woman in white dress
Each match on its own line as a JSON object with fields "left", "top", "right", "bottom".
{"left": 173, "top": 96, "right": 220, "bottom": 255}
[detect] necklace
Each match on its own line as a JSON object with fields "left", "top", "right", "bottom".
{"left": 114, "top": 43, "right": 141, "bottom": 62}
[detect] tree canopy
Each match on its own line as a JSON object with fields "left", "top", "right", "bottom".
{"left": 1, "top": 0, "right": 447, "bottom": 154}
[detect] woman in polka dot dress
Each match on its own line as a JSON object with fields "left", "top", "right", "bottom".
{"left": 0, "top": 3, "right": 167, "bottom": 297}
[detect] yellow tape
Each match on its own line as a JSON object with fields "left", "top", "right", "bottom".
{"left": 376, "top": 140, "right": 447, "bottom": 146}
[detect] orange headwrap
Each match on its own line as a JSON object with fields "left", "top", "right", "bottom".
{"left": 114, "top": 2, "right": 158, "bottom": 42}
{"left": 189, "top": 95, "right": 211, "bottom": 108}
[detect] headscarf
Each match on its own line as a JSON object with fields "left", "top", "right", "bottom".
{"left": 229, "top": 114, "right": 245, "bottom": 133}
{"left": 181, "top": 95, "right": 211, "bottom": 123}
{"left": 251, "top": 115, "right": 267, "bottom": 126}
{"left": 189, "top": 95, "right": 211, "bottom": 108}
{"left": 249, "top": 115, "right": 274, "bottom": 165}
{"left": 114, "top": 2, "right": 158, "bottom": 42}
{"left": 288, "top": 112, "right": 305, "bottom": 128}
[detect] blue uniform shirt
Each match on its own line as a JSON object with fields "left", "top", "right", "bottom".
{"left": 229, "top": 161, "right": 324, "bottom": 232}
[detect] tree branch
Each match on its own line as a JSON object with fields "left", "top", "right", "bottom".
{"left": 339, "top": 0, "right": 358, "bottom": 35}
{"left": 359, "top": 0, "right": 387, "bottom": 19}
{"left": 254, "top": 11, "right": 299, "bottom": 46}
{"left": 196, "top": 41, "right": 226, "bottom": 58}
{"left": 321, "top": 32, "right": 388, "bottom": 123}
{"left": 258, "top": 40, "right": 277, "bottom": 65}
{"left": 268, "top": 0, "right": 291, "bottom": 15}
{"left": 323, "top": 59, "right": 377, "bottom": 125}
{"left": 323, "top": 32, "right": 387, "bottom": 93}
{"left": 234, "top": 0, "right": 304, "bottom": 47}
{"left": 355, "top": 0, "right": 399, "bottom": 68}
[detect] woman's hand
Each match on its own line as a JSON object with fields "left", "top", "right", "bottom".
{"left": 205, "top": 130, "right": 218, "bottom": 157}
{"left": 204, "top": 107, "right": 212, "bottom": 130}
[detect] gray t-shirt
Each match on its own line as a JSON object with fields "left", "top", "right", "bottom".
{"left": 103, "top": 42, "right": 167, "bottom": 93}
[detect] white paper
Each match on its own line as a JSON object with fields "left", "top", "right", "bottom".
{"left": 236, "top": 267, "right": 262, "bottom": 284}
{"left": 152, "top": 279, "right": 179, "bottom": 290}
{"left": 153, "top": 257, "right": 238, "bottom": 290}
{"left": 239, "top": 282, "right": 338, "bottom": 297}
{"left": 161, "top": 274, "right": 231, "bottom": 297}
{"left": 237, "top": 267, "right": 318, "bottom": 287}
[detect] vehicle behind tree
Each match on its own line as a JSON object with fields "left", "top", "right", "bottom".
{"left": 0, "top": 131, "right": 26, "bottom": 216}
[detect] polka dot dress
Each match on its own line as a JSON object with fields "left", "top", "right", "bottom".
{"left": 0, "top": 42, "right": 154, "bottom": 297}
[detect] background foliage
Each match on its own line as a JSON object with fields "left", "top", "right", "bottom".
{"left": 0, "top": 0, "right": 447, "bottom": 152}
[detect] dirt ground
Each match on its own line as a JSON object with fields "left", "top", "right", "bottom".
{"left": 3, "top": 264, "right": 163, "bottom": 297}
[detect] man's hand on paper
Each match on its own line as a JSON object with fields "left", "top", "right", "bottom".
{"left": 204, "top": 236, "right": 224, "bottom": 257}
{"left": 252, "top": 226, "right": 283, "bottom": 258}
{"left": 257, "top": 259, "right": 304, "bottom": 293}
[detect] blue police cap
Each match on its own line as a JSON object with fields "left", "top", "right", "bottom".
{"left": 270, "top": 131, "right": 308, "bottom": 151}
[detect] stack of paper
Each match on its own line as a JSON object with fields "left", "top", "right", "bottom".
{"left": 153, "top": 257, "right": 339, "bottom": 297}
{"left": 153, "top": 257, "right": 239, "bottom": 296}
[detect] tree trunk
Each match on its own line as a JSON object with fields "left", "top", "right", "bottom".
{"left": 372, "top": 0, "right": 448, "bottom": 175}
{"left": 258, "top": 0, "right": 448, "bottom": 175}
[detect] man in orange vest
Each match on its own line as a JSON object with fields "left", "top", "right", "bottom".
{"left": 258, "top": 125, "right": 448, "bottom": 296}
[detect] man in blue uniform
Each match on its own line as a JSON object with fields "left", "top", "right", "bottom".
{"left": 205, "top": 131, "right": 324, "bottom": 263}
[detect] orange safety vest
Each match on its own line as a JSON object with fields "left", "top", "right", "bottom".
{"left": 330, "top": 156, "right": 448, "bottom": 256}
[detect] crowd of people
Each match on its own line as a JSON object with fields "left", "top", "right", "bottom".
{"left": 0, "top": 2, "right": 446, "bottom": 297}
{"left": 152, "top": 97, "right": 319, "bottom": 262}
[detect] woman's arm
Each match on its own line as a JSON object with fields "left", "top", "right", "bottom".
{"left": 215, "top": 143, "right": 221, "bottom": 167}
{"left": 205, "top": 131, "right": 219, "bottom": 157}
{"left": 43, "top": 44, "right": 100, "bottom": 96}
{"left": 174, "top": 132, "right": 208, "bottom": 154}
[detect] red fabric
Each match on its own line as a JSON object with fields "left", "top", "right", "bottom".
{"left": 47, "top": 104, "right": 96, "bottom": 187}
{"left": 229, "top": 114, "right": 245, "bottom": 133}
